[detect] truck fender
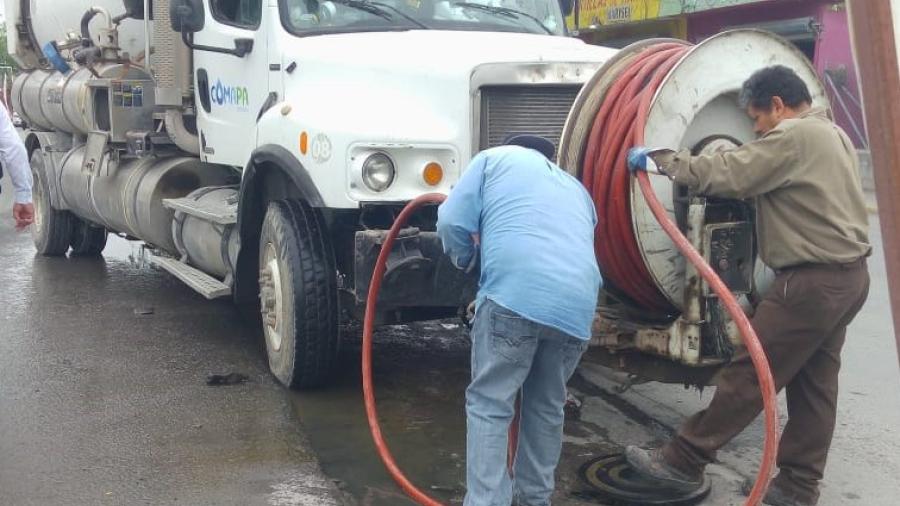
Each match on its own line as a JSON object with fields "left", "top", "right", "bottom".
{"left": 233, "top": 144, "right": 325, "bottom": 304}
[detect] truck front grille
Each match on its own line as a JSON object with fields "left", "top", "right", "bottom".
{"left": 478, "top": 85, "right": 582, "bottom": 153}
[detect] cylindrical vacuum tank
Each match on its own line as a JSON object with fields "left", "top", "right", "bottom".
{"left": 57, "top": 148, "right": 234, "bottom": 253}
{"left": 9, "top": 0, "right": 147, "bottom": 70}
{"left": 12, "top": 70, "right": 54, "bottom": 130}
{"left": 173, "top": 187, "right": 240, "bottom": 279}
{"left": 40, "top": 71, "right": 79, "bottom": 132}
{"left": 12, "top": 64, "right": 153, "bottom": 135}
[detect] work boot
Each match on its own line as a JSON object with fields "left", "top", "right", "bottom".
{"left": 624, "top": 446, "right": 703, "bottom": 493}
{"left": 741, "top": 478, "right": 816, "bottom": 506}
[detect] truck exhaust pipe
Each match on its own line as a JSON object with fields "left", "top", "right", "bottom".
{"left": 165, "top": 109, "right": 201, "bottom": 155}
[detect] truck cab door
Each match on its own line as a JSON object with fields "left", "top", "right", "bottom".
{"left": 193, "top": 0, "right": 269, "bottom": 166}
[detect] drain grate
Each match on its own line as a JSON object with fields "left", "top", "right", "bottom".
{"left": 577, "top": 453, "right": 711, "bottom": 506}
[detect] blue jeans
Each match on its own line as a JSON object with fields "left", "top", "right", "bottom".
{"left": 464, "top": 299, "right": 589, "bottom": 506}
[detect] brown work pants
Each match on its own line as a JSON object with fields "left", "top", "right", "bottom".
{"left": 662, "top": 259, "right": 870, "bottom": 505}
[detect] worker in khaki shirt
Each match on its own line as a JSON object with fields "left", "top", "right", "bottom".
{"left": 625, "top": 65, "right": 871, "bottom": 506}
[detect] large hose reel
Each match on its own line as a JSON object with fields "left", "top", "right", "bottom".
{"left": 559, "top": 29, "right": 830, "bottom": 367}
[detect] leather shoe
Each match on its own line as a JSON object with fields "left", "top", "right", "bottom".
{"left": 624, "top": 446, "right": 703, "bottom": 493}
{"left": 741, "top": 478, "right": 815, "bottom": 506}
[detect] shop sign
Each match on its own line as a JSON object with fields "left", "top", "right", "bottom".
{"left": 567, "top": 0, "right": 662, "bottom": 30}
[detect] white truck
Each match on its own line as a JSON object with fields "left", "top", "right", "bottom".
{"left": 6, "top": 0, "right": 613, "bottom": 387}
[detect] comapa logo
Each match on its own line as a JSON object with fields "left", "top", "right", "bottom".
{"left": 210, "top": 79, "right": 249, "bottom": 109}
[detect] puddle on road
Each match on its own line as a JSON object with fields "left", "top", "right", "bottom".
{"left": 288, "top": 323, "right": 627, "bottom": 506}
{"left": 289, "top": 322, "right": 471, "bottom": 505}
{"left": 5, "top": 231, "right": 630, "bottom": 504}
{"left": 22, "top": 231, "right": 635, "bottom": 504}
{"left": 103, "top": 234, "right": 155, "bottom": 268}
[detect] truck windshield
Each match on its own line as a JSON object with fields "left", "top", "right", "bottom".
{"left": 280, "top": 0, "right": 565, "bottom": 36}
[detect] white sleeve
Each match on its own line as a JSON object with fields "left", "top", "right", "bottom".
{"left": 0, "top": 105, "right": 32, "bottom": 204}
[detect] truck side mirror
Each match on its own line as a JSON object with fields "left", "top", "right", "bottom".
{"left": 170, "top": 0, "right": 206, "bottom": 33}
{"left": 559, "top": 0, "right": 574, "bottom": 17}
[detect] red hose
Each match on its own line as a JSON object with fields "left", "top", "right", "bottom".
{"left": 582, "top": 42, "right": 779, "bottom": 505}
{"left": 363, "top": 193, "right": 448, "bottom": 506}
{"left": 362, "top": 193, "right": 518, "bottom": 506}
{"left": 636, "top": 171, "right": 779, "bottom": 504}
{"left": 583, "top": 43, "right": 689, "bottom": 312}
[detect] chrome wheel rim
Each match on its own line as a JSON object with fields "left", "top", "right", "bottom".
{"left": 259, "top": 242, "right": 284, "bottom": 352}
{"left": 32, "top": 172, "right": 44, "bottom": 236}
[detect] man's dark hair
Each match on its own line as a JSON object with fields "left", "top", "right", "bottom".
{"left": 738, "top": 65, "right": 813, "bottom": 110}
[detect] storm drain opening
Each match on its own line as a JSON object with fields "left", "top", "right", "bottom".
{"left": 577, "top": 453, "right": 711, "bottom": 506}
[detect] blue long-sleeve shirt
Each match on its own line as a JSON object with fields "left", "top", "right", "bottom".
{"left": 436, "top": 145, "right": 601, "bottom": 340}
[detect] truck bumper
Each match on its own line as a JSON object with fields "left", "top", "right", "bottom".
{"left": 354, "top": 228, "right": 478, "bottom": 308}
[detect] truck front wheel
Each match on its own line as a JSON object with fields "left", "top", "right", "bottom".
{"left": 258, "top": 200, "right": 340, "bottom": 388}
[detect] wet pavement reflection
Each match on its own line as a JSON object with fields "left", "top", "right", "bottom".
{"left": 288, "top": 321, "right": 621, "bottom": 506}
{"left": 290, "top": 322, "right": 471, "bottom": 505}
{"left": 0, "top": 197, "right": 342, "bottom": 505}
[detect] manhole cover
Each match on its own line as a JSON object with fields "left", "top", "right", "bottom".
{"left": 578, "top": 453, "right": 711, "bottom": 505}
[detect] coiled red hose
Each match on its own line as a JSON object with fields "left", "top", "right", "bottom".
{"left": 582, "top": 42, "right": 689, "bottom": 312}
{"left": 582, "top": 42, "right": 779, "bottom": 505}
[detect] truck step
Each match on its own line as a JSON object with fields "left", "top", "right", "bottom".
{"left": 149, "top": 254, "right": 232, "bottom": 299}
{"left": 163, "top": 196, "right": 237, "bottom": 225}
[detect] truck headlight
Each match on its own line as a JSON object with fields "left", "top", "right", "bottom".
{"left": 362, "top": 153, "right": 395, "bottom": 192}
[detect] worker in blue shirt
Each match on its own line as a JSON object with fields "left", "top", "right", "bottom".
{"left": 437, "top": 135, "right": 601, "bottom": 506}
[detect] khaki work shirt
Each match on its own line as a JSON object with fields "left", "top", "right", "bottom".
{"left": 660, "top": 107, "right": 871, "bottom": 269}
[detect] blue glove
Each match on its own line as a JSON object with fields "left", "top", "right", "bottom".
{"left": 627, "top": 147, "right": 652, "bottom": 173}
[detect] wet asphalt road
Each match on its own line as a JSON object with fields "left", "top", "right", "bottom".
{"left": 2, "top": 179, "right": 899, "bottom": 505}
{"left": 575, "top": 214, "right": 900, "bottom": 506}
{"left": 0, "top": 189, "right": 343, "bottom": 505}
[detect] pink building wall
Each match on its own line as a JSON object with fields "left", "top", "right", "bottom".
{"left": 685, "top": 1, "right": 867, "bottom": 147}
{"left": 815, "top": 5, "right": 867, "bottom": 147}
{"left": 686, "top": 1, "right": 819, "bottom": 41}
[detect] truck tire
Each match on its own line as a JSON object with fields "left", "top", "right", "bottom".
{"left": 30, "top": 151, "right": 72, "bottom": 256}
{"left": 69, "top": 219, "right": 108, "bottom": 256}
{"left": 258, "top": 199, "right": 340, "bottom": 388}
